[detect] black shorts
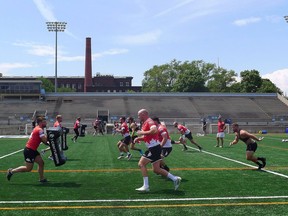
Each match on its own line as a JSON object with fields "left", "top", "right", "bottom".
{"left": 121, "top": 136, "right": 131, "bottom": 145}
{"left": 161, "top": 147, "right": 172, "bottom": 157}
{"left": 24, "top": 147, "right": 40, "bottom": 163}
{"left": 143, "top": 145, "right": 162, "bottom": 163}
{"left": 185, "top": 132, "right": 193, "bottom": 140}
{"left": 246, "top": 142, "right": 257, "bottom": 152}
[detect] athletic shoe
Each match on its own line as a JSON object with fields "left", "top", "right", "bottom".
{"left": 174, "top": 176, "right": 182, "bottom": 190}
{"left": 6, "top": 168, "right": 13, "bottom": 181}
{"left": 258, "top": 164, "right": 264, "bottom": 170}
{"left": 261, "top": 158, "right": 266, "bottom": 168}
{"left": 127, "top": 153, "right": 132, "bottom": 160}
{"left": 39, "top": 178, "right": 48, "bottom": 183}
{"left": 41, "top": 149, "right": 45, "bottom": 156}
{"left": 215, "top": 145, "right": 219, "bottom": 147}
{"left": 48, "top": 155, "right": 54, "bottom": 161}
{"left": 117, "top": 155, "right": 124, "bottom": 159}
{"left": 135, "top": 185, "right": 150, "bottom": 192}
{"left": 182, "top": 145, "right": 188, "bottom": 151}
{"left": 198, "top": 146, "right": 203, "bottom": 151}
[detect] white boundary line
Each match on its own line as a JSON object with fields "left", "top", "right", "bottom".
{"left": 0, "top": 149, "right": 23, "bottom": 160}
{"left": 1, "top": 195, "right": 288, "bottom": 204}
{"left": 190, "top": 146, "right": 288, "bottom": 179}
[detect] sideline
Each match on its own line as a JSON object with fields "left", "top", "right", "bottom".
{"left": 1, "top": 195, "right": 288, "bottom": 204}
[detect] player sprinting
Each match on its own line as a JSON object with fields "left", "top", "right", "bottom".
{"left": 152, "top": 117, "right": 172, "bottom": 172}
{"left": 229, "top": 123, "right": 266, "bottom": 170}
{"left": 116, "top": 116, "right": 132, "bottom": 160}
{"left": 6, "top": 116, "right": 49, "bottom": 183}
{"left": 173, "top": 122, "right": 202, "bottom": 151}
{"left": 134, "top": 109, "right": 181, "bottom": 192}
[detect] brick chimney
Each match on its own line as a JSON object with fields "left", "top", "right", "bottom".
{"left": 84, "top": 37, "right": 92, "bottom": 92}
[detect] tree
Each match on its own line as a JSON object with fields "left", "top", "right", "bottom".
{"left": 142, "top": 59, "right": 180, "bottom": 92}
{"left": 258, "top": 78, "right": 282, "bottom": 94}
{"left": 240, "top": 70, "right": 262, "bottom": 93}
{"left": 172, "top": 61, "right": 207, "bottom": 92}
{"left": 207, "top": 67, "right": 237, "bottom": 92}
{"left": 37, "top": 77, "right": 54, "bottom": 92}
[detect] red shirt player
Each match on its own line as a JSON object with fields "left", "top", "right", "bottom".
{"left": 134, "top": 109, "right": 181, "bottom": 192}
{"left": 173, "top": 122, "right": 202, "bottom": 151}
{"left": 72, "top": 117, "right": 81, "bottom": 142}
{"left": 6, "top": 116, "right": 49, "bottom": 183}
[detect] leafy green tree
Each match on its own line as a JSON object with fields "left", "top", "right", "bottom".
{"left": 258, "top": 78, "right": 282, "bottom": 94}
{"left": 142, "top": 59, "right": 180, "bottom": 92}
{"left": 207, "top": 67, "right": 237, "bottom": 92}
{"left": 240, "top": 70, "right": 262, "bottom": 93}
{"left": 172, "top": 61, "right": 207, "bottom": 92}
{"left": 37, "top": 77, "right": 54, "bottom": 92}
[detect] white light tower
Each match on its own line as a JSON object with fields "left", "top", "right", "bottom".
{"left": 46, "top": 22, "right": 67, "bottom": 93}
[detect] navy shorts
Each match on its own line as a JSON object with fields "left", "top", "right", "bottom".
{"left": 24, "top": 147, "right": 40, "bottom": 163}
{"left": 143, "top": 145, "right": 162, "bottom": 163}
{"left": 246, "top": 142, "right": 257, "bottom": 152}
{"left": 121, "top": 136, "right": 131, "bottom": 145}
{"left": 185, "top": 132, "right": 193, "bottom": 140}
{"left": 161, "top": 147, "right": 172, "bottom": 157}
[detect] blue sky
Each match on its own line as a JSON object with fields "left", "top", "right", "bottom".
{"left": 1, "top": 0, "right": 288, "bottom": 94}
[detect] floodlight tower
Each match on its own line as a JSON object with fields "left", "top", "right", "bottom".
{"left": 285, "top": 16, "right": 288, "bottom": 22}
{"left": 46, "top": 22, "right": 67, "bottom": 93}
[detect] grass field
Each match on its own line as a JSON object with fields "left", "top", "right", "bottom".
{"left": 1, "top": 132, "right": 288, "bottom": 216}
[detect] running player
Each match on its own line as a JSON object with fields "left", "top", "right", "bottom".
{"left": 152, "top": 117, "right": 172, "bottom": 172}
{"left": 134, "top": 109, "right": 181, "bottom": 192}
{"left": 128, "top": 117, "right": 143, "bottom": 155}
{"left": 72, "top": 117, "right": 81, "bottom": 142}
{"left": 6, "top": 116, "right": 49, "bottom": 183}
{"left": 230, "top": 123, "right": 266, "bottom": 169}
{"left": 173, "top": 122, "right": 202, "bottom": 151}
{"left": 116, "top": 116, "right": 132, "bottom": 160}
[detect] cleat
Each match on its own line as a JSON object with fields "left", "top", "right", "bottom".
{"left": 127, "top": 154, "right": 132, "bottom": 160}
{"left": 174, "top": 176, "right": 182, "bottom": 190}
{"left": 258, "top": 164, "right": 263, "bottom": 170}
{"left": 117, "top": 155, "right": 124, "bottom": 159}
{"left": 48, "top": 155, "right": 54, "bottom": 161}
{"left": 135, "top": 185, "right": 149, "bottom": 192}
{"left": 41, "top": 149, "right": 45, "bottom": 156}
{"left": 39, "top": 178, "right": 48, "bottom": 183}
{"left": 215, "top": 145, "right": 219, "bottom": 147}
{"left": 261, "top": 158, "right": 266, "bottom": 168}
{"left": 6, "top": 168, "right": 13, "bottom": 181}
{"left": 198, "top": 146, "right": 203, "bottom": 151}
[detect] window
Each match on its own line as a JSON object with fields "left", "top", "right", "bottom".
{"left": 126, "top": 82, "right": 129, "bottom": 87}
{"left": 120, "top": 82, "right": 123, "bottom": 87}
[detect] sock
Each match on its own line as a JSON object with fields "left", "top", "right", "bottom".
{"left": 167, "top": 173, "right": 177, "bottom": 181}
{"left": 143, "top": 177, "right": 149, "bottom": 187}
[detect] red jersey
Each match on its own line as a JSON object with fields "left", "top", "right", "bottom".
{"left": 74, "top": 120, "right": 80, "bottom": 129}
{"left": 141, "top": 118, "right": 159, "bottom": 147}
{"left": 177, "top": 124, "right": 190, "bottom": 135}
{"left": 218, "top": 121, "right": 226, "bottom": 132}
{"left": 26, "top": 126, "right": 45, "bottom": 151}
{"left": 53, "top": 121, "right": 62, "bottom": 128}
{"left": 120, "top": 122, "right": 130, "bottom": 137}
{"left": 158, "top": 124, "right": 172, "bottom": 148}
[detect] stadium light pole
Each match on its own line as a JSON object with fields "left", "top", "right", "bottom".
{"left": 285, "top": 16, "right": 288, "bottom": 22}
{"left": 46, "top": 22, "right": 67, "bottom": 93}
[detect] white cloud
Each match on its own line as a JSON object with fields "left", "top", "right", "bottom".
{"left": 0, "top": 63, "right": 34, "bottom": 76}
{"left": 233, "top": 17, "right": 261, "bottom": 26}
{"left": 262, "top": 69, "right": 288, "bottom": 95}
{"left": 33, "top": 0, "right": 57, "bottom": 21}
{"left": 154, "top": 0, "right": 197, "bottom": 17}
{"left": 13, "top": 42, "right": 55, "bottom": 57}
{"left": 117, "top": 30, "right": 162, "bottom": 45}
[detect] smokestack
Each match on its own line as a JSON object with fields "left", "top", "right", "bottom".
{"left": 84, "top": 37, "right": 92, "bottom": 92}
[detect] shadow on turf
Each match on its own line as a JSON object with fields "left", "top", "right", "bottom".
{"left": 29, "top": 181, "right": 82, "bottom": 188}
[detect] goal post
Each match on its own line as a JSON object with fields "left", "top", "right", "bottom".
{"left": 209, "top": 124, "right": 230, "bottom": 134}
